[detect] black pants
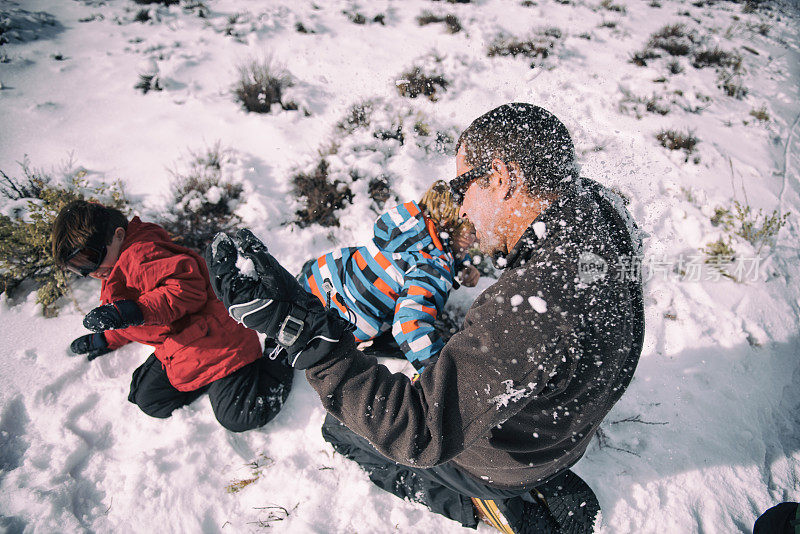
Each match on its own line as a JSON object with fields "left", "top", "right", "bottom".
{"left": 321, "top": 414, "right": 544, "bottom": 529}
{"left": 128, "top": 352, "right": 293, "bottom": 432}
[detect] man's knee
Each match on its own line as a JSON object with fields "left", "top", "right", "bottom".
{"left": 210, "top": 367, "right": 291, "bottom": 433}
{"left": 214, "top": 406, "right": 272, "bottom": 433}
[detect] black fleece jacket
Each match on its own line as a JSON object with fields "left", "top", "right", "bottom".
{"left": 305, "top": 177, "right": 645, "bottom": 489}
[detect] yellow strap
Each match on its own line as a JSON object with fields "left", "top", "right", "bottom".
{"left": 471, "top": 498, "right": 516, "bottom": 534}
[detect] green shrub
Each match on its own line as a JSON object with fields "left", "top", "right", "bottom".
{"left": 417, "top": 11, "right": 462, "bottom": 33}
{"left": 135, "top": 73, "right": 162, "bottom": 94}
{"left": 718, "top": 72, "right": 748, "bottom": 99}
{"left": 0, "top": 160, "right": 129, "bottom": 315}
{"left": 395, "top": 66, "right": 449, "bottom": 101}
{"left": 692, "top": 47, "right": 742, "bottom": 70}
{"left": 710, "top": 201, "right": 789, "bottom": 253}
{"left": 600, "top": 0, "right": 627, "bottom": 13}
{"left": 487, "top": 28, "right": 562, "bottom": 66}
{"left": 159, "top": 143, "right": 244, "bottom": 252}
{"left": 702, "top": 238, "right": 736, "bottom": 279}
{"left": 336, "top": 100, "right": 374, "bottom": 134}
{"left": 292, "top": 160, "right": 353, "bottom": 227}
{"left": 134, "top": 9, "right": 151, "bottom": 23}
{"left": 730, "top": 201, "right": 789, "bottom": 253}
{"left": 234, "top": 58, "right": 297, "bottom": 113}
{"left": 656, "top": 129, "right": 698, "bottom": 159}
{"left": 749, "top": 105, "right": 769, "bottom": 122}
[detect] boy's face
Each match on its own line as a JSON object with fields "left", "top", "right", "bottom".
{"left": 89, "top": 227, "right": 126, "bottom": 280}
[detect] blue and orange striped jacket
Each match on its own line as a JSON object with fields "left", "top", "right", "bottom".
{"left": 300, "top": 201, "right": 456, "bottom": 371}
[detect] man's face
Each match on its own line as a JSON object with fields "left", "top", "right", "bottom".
{"left": 89, "top": 228, "right": 126, "bottom": 280}
{"left": 455, "top": 145, "right": 508, "bottom": 256}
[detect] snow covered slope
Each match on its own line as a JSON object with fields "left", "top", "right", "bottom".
{"left": 1, "top": 0, "right": 799, "bottom": 532}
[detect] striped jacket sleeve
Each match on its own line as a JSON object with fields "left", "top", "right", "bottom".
{"left": 392, "top": 260, "right": 452, "bottom": 371}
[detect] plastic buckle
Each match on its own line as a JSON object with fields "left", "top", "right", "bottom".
{"left": 277, "top": 314, "right": 304, "bottom": 347}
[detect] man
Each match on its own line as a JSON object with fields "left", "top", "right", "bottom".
{"left": 205, "top": 103, "right": 645, "bottom": 532}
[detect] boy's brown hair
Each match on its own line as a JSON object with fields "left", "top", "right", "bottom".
{"left": 418, "top": 180, "right": 474, "bottom": 245}
{"left": 51, "top": 200, "right": 128, "bottom": 267}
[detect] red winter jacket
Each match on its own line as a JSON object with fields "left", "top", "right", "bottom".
{"left": 101, "top": 217, "right": 262, "bottom": 391}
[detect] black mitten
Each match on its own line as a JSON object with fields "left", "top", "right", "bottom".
{"left": 70, "top": 332, "right": 113, "bottom": 361}
{"left": 205, "top": 229, "right": 348, "bottom": 369}
{"left": 83, "top": 300, "right": 144, "bottom": 332}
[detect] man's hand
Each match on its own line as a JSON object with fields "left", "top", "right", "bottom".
{"left": 458, "top": 265, "right": 480, "bottom": 288}
{"left": 205, "top": 229, "right": 348, "bottom": 369}
{"left": 70, "top": 332, "right": 114, "bottom": 361}
{"left": 83, "top": 300, "right": 144, "bottom": 332}
{"left": 205, "top": 229, "right": 299, "bottom": 339}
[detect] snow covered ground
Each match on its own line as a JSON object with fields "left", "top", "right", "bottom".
{"left": 1, "top": 0, "right": 799, "bottom": 532}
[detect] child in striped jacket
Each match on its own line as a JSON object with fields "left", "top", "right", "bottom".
{"left": 299, "top": 181, "right": 479, "bottom": 373}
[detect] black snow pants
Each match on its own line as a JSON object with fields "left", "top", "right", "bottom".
{"left": 321, "top": 413, "right": 546, "bottom": 530}
{"left": 128, "top": 348, "right": 293, "bottom": 432}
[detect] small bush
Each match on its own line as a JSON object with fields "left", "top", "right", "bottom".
{"left": 749, "top": 105, "right": 769, "bottom": 122}
{"left": 292, "top": 160, "right": 353, "bottom": 227}
{"left": 343, "top": 10, "right": 386, "bottom": 25}
{"left": 648, "top": 24, "right": 698, "bottom": 56}
{"left": 233, "top": 58, "right": 297, "bottom": 113}
{"left": 710, "top": 207, "right": 733, "bottom": 228}
{"left": 396, "top": 66, "right": 449, "bottom": 101}
{"left": 666, "top": 59, "right": 684, "bottom": 74}
{"left": 632, "top": 24, "right": 699, "bottom": 66}
{"left": 487, "top": 28, "right": 562, "bottom": 66}
{"left": 417, "top": 11, "right": 462, "bottom": 33}
{"left": 703, "top": 238, "right": 736, "bottom": 278}
{"left": 600, "top": 0, "right": 627, "bottom": 13}
{"left": 336, "top": 101, "right": 374, "bottom": 134}
{"left": 703, "top": 238, "right": 735, "bottom": 261}
{"left": 730, "top": 201, "right": 789, "bottom": 252}
{"left": 656, "top": 129, "right": 698, "bottom": 159}
{"left": 0, "top": 160, "right": 129, "bottom": 315}
{"left": 134, "top": 9, "right": 151, "bottom": 23}
{"left": 619, "top": 89, "right": 671, "bottom": 118}
{"left": 368, "top": 177, "right": 392, "bottom": 209}
{"left": 752, "top": 22, "right": 771, "bottom": 36}
{"left": 160, "top": 144, "right": 244, "bottom": 252}
{"left": 134, "top": 73, "right": 162, "bottom": 94}
{"left": 182, "top": 1, "right": 208, "bottom": 17}
{"left": 629, "top": 48, "right": 660, "bottom": 66}
{"left": 718, "top": 72, "right": 748, "bottom": 99}
{"left": 692, "top": 47, "right": 741, "bottom": 70}
{"left": 710, "top": 201, "right": 788, "bottom": 253}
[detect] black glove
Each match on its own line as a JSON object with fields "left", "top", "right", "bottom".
{"left": 83, "top": 300, "right": 144, "bottom": 332}
{"left": 70, "top": 332, "right": 114, "bottom": 361}
{"left": 205, "top": 229, "right": 348, "bottom": 369}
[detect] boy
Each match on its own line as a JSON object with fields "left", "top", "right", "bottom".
{"left": 51, "top": 200, "right": 292, "bottom": 432}
{"left": 299, "top": 181, "right": 479, "bottom": 373}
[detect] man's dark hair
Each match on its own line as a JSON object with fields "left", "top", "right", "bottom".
{"left": 457, "top": 103, "right": 577, "bottom": 197}
{"left": 51, "top": 200, "right": 128, "bottom": 267}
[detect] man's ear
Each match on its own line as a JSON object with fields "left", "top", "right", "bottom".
{"left": 492, "top": 158, "right": 520, "bottom": 200}
{"left": 491, "top": 158, "right": 513, "bottom": 194}
{"left": 113, "top": 227, "right": 126, "bottom": 242}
